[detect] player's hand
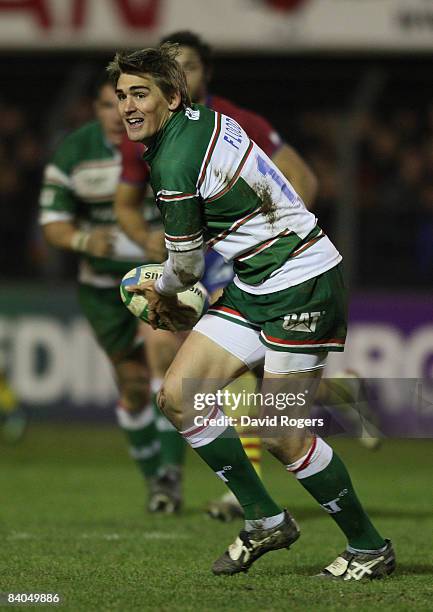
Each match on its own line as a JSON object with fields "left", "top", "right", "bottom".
{"left": 86, "top": 226, "right": 115, "bottom": 257}
{"left": 126, "top": 281, "right": 197, "bottom": 332}
{"left": 144, "top": 230, "right": 167, "bottom": 263}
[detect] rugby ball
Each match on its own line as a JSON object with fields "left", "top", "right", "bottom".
{"left": 120, "top": 264, "right": 208, "bottom": 330}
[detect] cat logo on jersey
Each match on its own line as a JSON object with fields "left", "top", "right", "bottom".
{"left": 282, "top": 311, "right": 324, "bottom": 333}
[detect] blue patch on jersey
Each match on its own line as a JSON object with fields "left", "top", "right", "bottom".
{"left": 202, "top": 250, "right": 234, "bottom": 295}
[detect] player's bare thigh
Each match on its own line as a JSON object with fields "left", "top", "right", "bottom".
{"left": 159, "top": 331, "right": 249, "bottom": 429}
{"left": 141, "top": 325, "right": 184, "bottom": 379}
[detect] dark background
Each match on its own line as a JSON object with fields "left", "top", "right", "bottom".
{"left": 1, "top": 51, "right": 432, "bottom": 288}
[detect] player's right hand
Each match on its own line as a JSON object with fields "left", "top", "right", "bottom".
{"left": 126, "top": 281, "right": 197, "bottom": 331}
{"left": 86, "top": 226, "right": 115, "bottom": 257}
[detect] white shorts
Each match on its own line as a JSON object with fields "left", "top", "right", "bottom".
{"left": 194, "top": 314, "right": 328, "bottom": 374}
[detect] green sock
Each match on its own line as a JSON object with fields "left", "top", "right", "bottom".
{"left": 154, "top": 406, "right": 186, "bottom": 468}
{"left": 299, "top": 452, "right": 385, "bottom": 550}
{"left": 151, "top": 382, "right": 186, "bottom": 469}
{"left": 116, "top": 405, "right": 160, "bottom": 479}
{"left": 189, "top": 427, "right": 281, "bottom": 519}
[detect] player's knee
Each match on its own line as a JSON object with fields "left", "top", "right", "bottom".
{"left": 157, "top": 383, "right": 183, "bottom": 428}
{"left": 156, "top": 388, "right": 166, "bottom": 413}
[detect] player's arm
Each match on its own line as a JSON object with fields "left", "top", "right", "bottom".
{"left": 155, "top": 248, "right": 205, "bottom": 295}
{"left": 39, "top": 162, "right": 113, "bottom": 257}
{"left": 115, "top": 181, "right": 147, "bottom": 246}
{"left": 42, "top": 220, "right": 114, "bottom": 257}
{"left": 115, "top": 182, "right": 165, "bottom": 261}
{"left": 127, "top": 164, "right": 204, "bottom": 331}
{"left": 155, "top": 182, "right": 204, "bottom": 293}
{"left": 152, "top": 188, "right": 205, "bottom": 310}
{"left": 115, "top": 138, "right": 166, "bottom": 261}
{"left": 271, "top": 143, "right": 318, "bottom": 209}
{"left": 245, "top": 110, "right": 318, "bottom": 208}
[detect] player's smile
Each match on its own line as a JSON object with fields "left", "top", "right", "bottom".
{"left": 116, "top": 73, "right": 180, "bottom": 144}
{"left": 125, "top": 116, "right": 145, "bottom": 137}
{"left": 126, "top": 118, "right": 144, "bottom": 128}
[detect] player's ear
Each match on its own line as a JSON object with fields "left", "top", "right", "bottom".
{"left": 168, "top": 91, "right": 182, "bottom": 111}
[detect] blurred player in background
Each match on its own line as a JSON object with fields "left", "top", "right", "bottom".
{"left": 39, "top": 77, "right": 183, "bottom": 513}
{"left": 116, "top": 31, "right": 380, "bottom": 522}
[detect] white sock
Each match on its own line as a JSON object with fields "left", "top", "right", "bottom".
{"left": 286, "top": 437, "right": 333, "bottom": 479}
{"left": 244, "top": 511, "right": 285, "bottom": 532}
{"left": 156, "top": 415, "right": 176, "bottom": 432}
{"left": 115, "top": 404, "right": 154, "bottom": 429}
{"left": 347, "top": 543, "right": 388, "bottom": 555}
{"left": 151, "top": 378, "right": 163, "bottom": 395}
{"left": 180, "top": 405, "right": 228, "bottom": 448}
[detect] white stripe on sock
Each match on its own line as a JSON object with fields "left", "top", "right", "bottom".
{"left": 180, "top": 406, "right": 228, "bottom": 448}
{"left": 116, "top": 405, "right": 154, "bottom": 430}
{"left": 151, "top": 378, "right": 163, "bottom": 395}
{"left": 286, "top": 437, "right": 333, "bottom": 479}
{"left": 245, "top": 511, "right": 285, "bottom": 532}
{"left": 347, "top": 543, "right": 387, "bottom": 555}
{"left": 156, "top": 416, "right": 176, "bottom": 432}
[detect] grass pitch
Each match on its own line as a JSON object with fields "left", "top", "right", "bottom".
{"left": 1, "top": 424, "right": 432, "bottom": 611}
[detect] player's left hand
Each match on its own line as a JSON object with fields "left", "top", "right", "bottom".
{"left": 126, "top": 281, "right": 197, "bottom": 332}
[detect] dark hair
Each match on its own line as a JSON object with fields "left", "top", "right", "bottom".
{"left": 91, "top": 74, "right": 114, "bottom": 100}
{"left": 159, "top": 31, "right": 213, "bottom": 73}
{"left": 106, "top": 43, "right": 191, "bottom": 109}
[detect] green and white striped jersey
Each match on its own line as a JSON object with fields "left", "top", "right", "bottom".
{"left": 39, "top": 120, "right": 159, "bottom": 288}
{"left": 144, "top": 105, "right": 341, "bottom": 295}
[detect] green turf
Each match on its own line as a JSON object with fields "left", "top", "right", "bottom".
{"left": 0, "top": 424, "right": 432, "bottom": 611}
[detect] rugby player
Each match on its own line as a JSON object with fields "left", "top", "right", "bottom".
{"left": 116, "top": 32, "right": 380, "bottom": 522}
{"left": 115, "top": 31, "right": 319, "bottom": 520}
{"left": 107, "top": 45, "right": 396, "bottom": 580}
{"left": 39, "top": 77, "right": 181, "bottom": 513}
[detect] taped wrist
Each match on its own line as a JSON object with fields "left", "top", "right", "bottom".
{"left": 71, "top": 230, "right": 91, "bottom": 253}
{"left": 155, "top": 249, "right": 205, "bottom": 296}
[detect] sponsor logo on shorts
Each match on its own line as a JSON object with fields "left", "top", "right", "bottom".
{"left": 282, "top": 311, "right": 325, "bottom": 333}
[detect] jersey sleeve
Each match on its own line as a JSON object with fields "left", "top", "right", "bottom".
{"left": 237, "top": 109, "right": 283, "bottom": 158}
{"left": 120, "top": 137, "right": 149, "bottom": 185}
{"left": 39, "top": 137, "right": 78, "bottom": 226}
{"left": 153, "top": 160, "right": 204, "bottom": 253}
